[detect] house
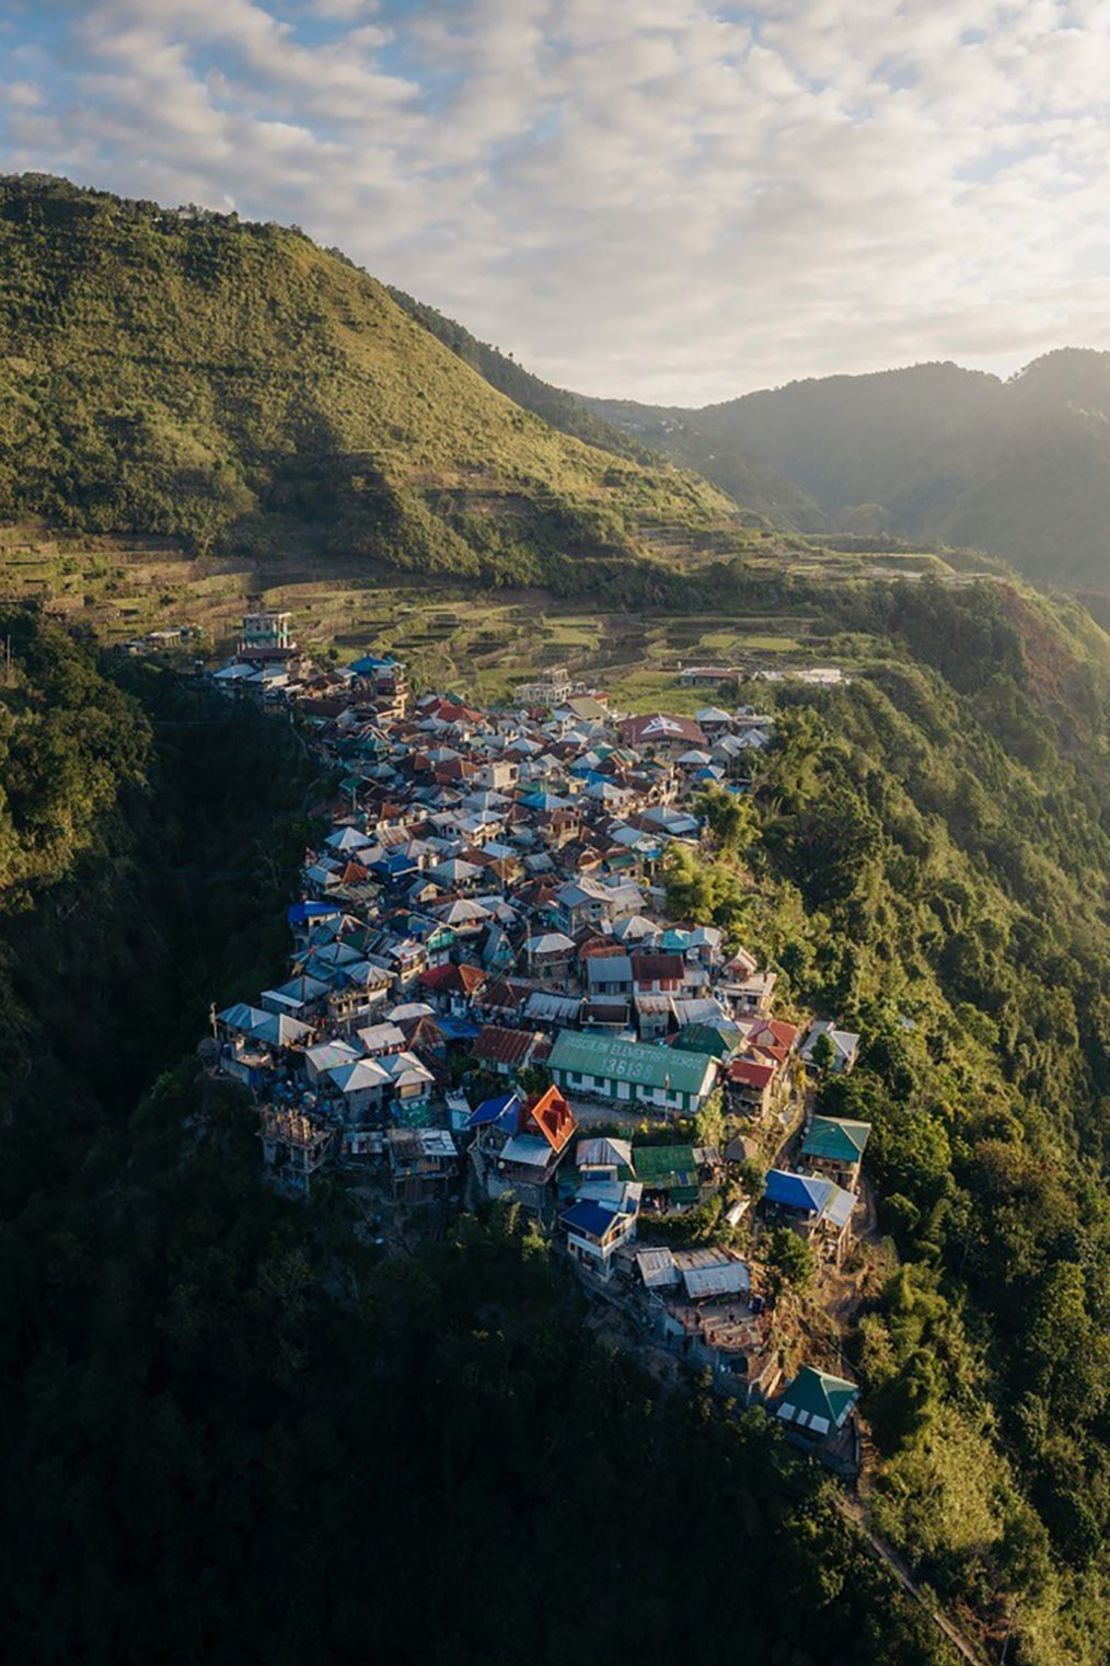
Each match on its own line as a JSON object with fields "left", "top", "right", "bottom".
{"left": 673, "top": 1021, "right": 745, "bottom": 1062}
{"left": 800, "top": 1020, "right": 860, "bottom": 1074}
{"left": 775, "top": 1365, "right": 860, "bottom": 1452}
{"left": 633, "top": 1143, "right": 705, "bottom": 1210}
{"left": 619, "top": 713, "right": 708, "bottom": 751}
{"left": 634, "top": 993, "right": 676, "bottom": 1042}
{"left": 259, "top": 1107, "right": 335, "bottom": 1198}
{"left": 727, "top": 969, "right": 777, "bottom": 1017}
{"left": 493, "top": 1085, "right": 578, "bottom": 1192}
{"left": 678, "top": 665, "right": 734, "bottom": 687}
{"left": 548, "top": 1030, "right": 719, "bottom": 1116}
{"left": 587, "top": 954, "right": 633, "bottom": 998}
{"left": 561, "top": 1193, "right": 640, "bottom": 1278}
{"left": 381, "top": 1049, "right": 436, "bottom": 1114}
{"left": 630, "top": 952, "right": 685, "bottom": 994}
{"left": 386, "top": 1127, "right": 459, "bottom": 1202}
{"left": 763, "top": 1168, "right": 857, "bottom": 1263}
{"left": 725, "top": 1055, "right": 779, "bottom": 1119}
{"left": 418, "top": 961, "right": 487, "bottom": 1013}
{"left": 304, "top": 1037, "right": 360, "bottom": 1086}
{"left": 467, "top": 1090, "right": 522, "bottom": 1151}
{"left": 575, "top": 1136, "right": 635, "bottom": 1181}
{"left": 525, "top": 930, "right": 576, "bottom": 985}
{"left": 327, "top": 1056, "right": 391, "bottom": 1120}
{"left": 355, "top": 1020, "right": 407, "bottom": 1057}
{"left": 471, "top": 1024, "right": 544, "bottom": 1077}
{"left": 801, "top": 1115, "right": 871, "bottom": 1191}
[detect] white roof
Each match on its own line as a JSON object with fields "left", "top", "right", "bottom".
{"left": 636, "top": 1248, "right": 680, "bottom": 1289}
{"left": 305, "top": 1039, "right": 360, "bottom": 1071}
{"left": 681, "top": 1260, "right": 751, "bottom": 1300}
{"left": 526, "top": 932, "right": 576, "bottom": 955}
{"left": 500, "top": 1133, "right": 557, "bottom": 1169}
{"left": 356, "top": 1021, "right": 406, "bottom": 1053}
{"left": 577, "top": 1136, "right": 634, "bottom": 1171}
{"left": 328, "top": 1058, "right": 391, "bottom": 1093}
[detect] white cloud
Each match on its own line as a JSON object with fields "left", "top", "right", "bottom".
{"left": 1, "top": 0, "right": 1108, "bottom": 402}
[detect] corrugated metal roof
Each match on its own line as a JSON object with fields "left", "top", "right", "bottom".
{"left": 549, "top": 1030, "right": 716, "bottom": 1095}
{"left": 636, "top": 1248, "right": 679, "bottom": 1288}
{"left": 802, "top": 1115, "right": 871, "bottom": 1163}
{"left": 681, "top": 1260, "right": 751, "bottom": 1300}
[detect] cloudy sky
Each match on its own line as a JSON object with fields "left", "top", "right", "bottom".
{"left": 2, "top": 1, "right": 1109, "bottom": 403}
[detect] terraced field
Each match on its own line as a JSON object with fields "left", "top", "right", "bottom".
{"left": 0, "top": 520, "right": 928, "bottom": 706}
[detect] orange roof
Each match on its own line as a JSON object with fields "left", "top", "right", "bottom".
{"left": 522, "top": 1084, "right": 577, "bottom": 1154}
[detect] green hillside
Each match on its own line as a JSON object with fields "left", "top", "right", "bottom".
{"left": 385, "top": 283, "right": 661, "bottom": 464}
{"left": 583, "top": 355, "right": 1110, "bottom": 590}
{"left": 0, "top": 175, "right": 753, "bottom": 592}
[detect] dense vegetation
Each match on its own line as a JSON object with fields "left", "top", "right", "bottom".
{"left": 585, "top": 354, "right": 1110, "bottom": 590}
{"left": 679, "top": 580, "right": 1110, "bottom": 1661}
{"left": 0, "top": 175, "right": 752, "bottom": 592}
{"left": 0, "top": 605, "right": 315, "bottom": 1191}
{"left": 0, "top": 607, "right": 951, "bottom": 1666}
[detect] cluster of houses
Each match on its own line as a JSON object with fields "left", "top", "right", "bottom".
{"left": 206, "top": 616, "right": 870, "bottom": 1462}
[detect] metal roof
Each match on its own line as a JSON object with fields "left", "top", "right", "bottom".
{"left": 802, "top": 1115, "right": 872, "bottom": 1163}
{"left": 636, "top": 1248, "right": 680, "bottom": 1288}
{"left": 548, "top": 1030, "right": 716, "bottom": 1095}
{"left": 776, "top": 1366, "right": 859, "bottom": 1432}
{"left": 681, "top": 1260, "right": 751, "bottom": 1300}
{"left": 562, "top": 1199, "right": 622, "bottom": 1238}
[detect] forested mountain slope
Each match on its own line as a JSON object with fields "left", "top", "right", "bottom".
{"left": 0, "top": 176, "right": 752, "bottom": 595}
{"left": 682, "top": 579, "right": 1110, "bottom": 1664}
{"left": 0, "top": 607, "right": 951, "bottom": 1666}
{"left": 584, "top": 354, "right": 1110, "bottom": 590}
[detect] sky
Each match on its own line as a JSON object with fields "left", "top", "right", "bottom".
{"left": 2, "top": 0, "right": 1109, "bottom": 404}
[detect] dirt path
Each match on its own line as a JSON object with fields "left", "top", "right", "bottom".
{"left": 836, "top": 1493, "right": 987, "bottom": 1666}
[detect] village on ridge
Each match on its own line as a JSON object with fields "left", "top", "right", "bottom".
{"left": 206, "top": 609, "right": 870, "bottom": 1473}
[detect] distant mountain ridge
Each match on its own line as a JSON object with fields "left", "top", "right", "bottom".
{"left": 0, "top": 175, "right": 753, "bottom": 596}
{"left": 582, "top": 352, "right": 1110, "bottom": 590}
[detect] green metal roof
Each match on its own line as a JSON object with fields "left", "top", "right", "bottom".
{"left": 778, "top": 1366, "right": 859, "bottom": 1430}
{"left": 632, "top": 1144, "right": 698, "bottom": 1189}
{"left": 548, "top": 1030, "right": 716, "bottom": 1096}
{"left": 673, "top": 1022, "right": 745, "bottom": 1062}
{"left": 802, "top": 1115, "right": 871, "bottom": 1164}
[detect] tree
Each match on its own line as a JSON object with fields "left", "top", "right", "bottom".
{"left": 765, "top": 1227, "right": 815, "bottom": 1294}
{"left": 810, "top": 1031, "right": 836, "bottom": 1076}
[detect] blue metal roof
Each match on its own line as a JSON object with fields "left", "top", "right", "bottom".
{"left": 468, "top": 1092, "right": 520, "bottom": 1129}
{"left": 764, "top": 1169, "right": 833, "bottom": 1215}
{"left": 372, "top": 852, "right": 416, "bottom": 876}
{"left": 562, "top": 1199, "right": 620, "bottom": 1238}
{"left": 349, "top": 654, "right": 396, "bottom": 673}
{"left": 287, "top": 900, "right": 342, "bottom": 925}
{"left": 437, "top": 1016, "right": 481, "bottom": 1041}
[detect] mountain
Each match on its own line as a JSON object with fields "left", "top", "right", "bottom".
{"left": 385, "top": 286, "right": 828, "bottom": 532}
{"left": 385, "top": 283, "right": 661, "bottom": 465}
{"left": 582, "top": 353, "right": 1110, "bottom": 589}
{"left": 0, "top": 175, "right": 754, "bottom": 594}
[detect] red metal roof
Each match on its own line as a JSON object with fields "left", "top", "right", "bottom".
{"left": 472, "top": 1025, "right": 539, "bottom": 1067}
